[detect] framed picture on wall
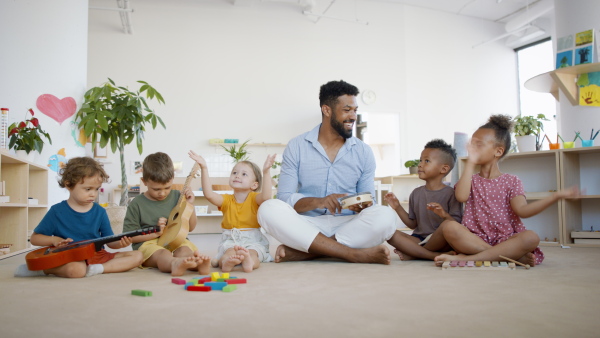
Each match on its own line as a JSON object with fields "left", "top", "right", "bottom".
{"left": 94, "top": 145, "right": 107, "bottom": 158}
{"left": 131, "top": 161, "right": 143, "bottom": 175}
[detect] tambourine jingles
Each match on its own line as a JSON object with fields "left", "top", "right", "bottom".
{"left": 339, "top": 192, "right": 373, "bottom": 209}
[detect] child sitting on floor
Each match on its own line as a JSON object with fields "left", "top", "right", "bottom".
{"left": 189, "top": 150, "right": 275, "bottom": 272}
{"left": 124, "top": 152, "right": 211, "bottom": 276}
{"left": 433, "top": 114, "right": 579, "bottom": 266}
{"left": 15, "top": 157, "right": 143, "bottom": 278}
{"left": 386, "top": 139, "right": 462, "bottom": 261}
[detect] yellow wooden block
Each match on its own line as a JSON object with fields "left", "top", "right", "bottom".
{"left": 211, "top": 272, "right": 221, "bottom": 281}
{"left": 475, "top": 261, "right": 483, "bottom": 267}
{"left": 484, "top": 261, "right": 491, "bottom": 267}
{"left": 222, "top": 273, "right": 230, "bottom": 279}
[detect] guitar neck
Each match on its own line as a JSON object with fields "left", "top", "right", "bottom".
{"left": 177, "top": 162, "right": 200, "bottom": 204}
{"left": 73, "top": 226, "right": 160, "bottom": 252}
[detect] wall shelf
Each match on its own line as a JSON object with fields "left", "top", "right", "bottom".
{"left": 524, "top": 62, "right": 600, "bottom": 105}
{"left": 210, "top": 143, "right": 286, "bottom": 147}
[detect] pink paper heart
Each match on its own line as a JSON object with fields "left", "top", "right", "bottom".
{"left": 36, "top": 94, "right": 76, "bottom": 125}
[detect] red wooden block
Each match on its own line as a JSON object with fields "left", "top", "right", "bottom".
{"left": 187, "top": 286, "right": 212, "bottom": 292}
{"left": 199, "top": 277, "right": 212, "bottom": 283}
{"left": 226, "top": 278, "right": 247, "bottom": 284}
{"left": 171, "top": 278, "right": 186, "bottom": 285}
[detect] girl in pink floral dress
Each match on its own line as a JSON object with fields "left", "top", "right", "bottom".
{"left": 433, "top": 115, "right": 579, "bottom": 266}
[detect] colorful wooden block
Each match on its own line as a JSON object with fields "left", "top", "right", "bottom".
{"left": 467, "top": 261, "right": 475, "bottom": 267}
{"left": 492, "top": 261, "right": 499, "bottom": 267}
{"left": 450, "top": 261, "right": 459, "bottom": 267}
{"left": 458, "top": 261, "right": 467, "bottom": 267}
{"left": 131, "top": 289, "right": 152, "bottom": 297}
{"left": 204, "top": 282, "right": 227, "bottom": 290}
{"left": 192, "top": 275, "right": 210, "bottom": 280}
{"left": 171, "top": 278, "right": 186, "bottom": 285}
{"left": 500, "top": 261, "right": 508, "bottom": 267}
{"left": 222, "top": 285, "right": 237, "bottom": 292}
{"left": 222, "top": 273, "right": 230, "bottom": 279}
{"left": 187, "top": 286, "right": 212, "bottom": 292}
{"left": 199, "top": 277, "right": 212, "bottom": 283}
{"left": 184, "top": 282, "right": 196, "bottom": 290}
{"left": 475, "top": 261, "right": 483, "bottom": 267}
{"left": 226, "top": 278, "right": 247, "bottom": 284}
{"left": 211, "top": 272, "right": 221, "bottom": 281}
{"left": 484, "top": 261, "right": 491, "bottom": 267}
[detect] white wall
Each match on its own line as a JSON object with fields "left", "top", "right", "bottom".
{"left": 0, "top": 0, "right": 89, "bottom": 206}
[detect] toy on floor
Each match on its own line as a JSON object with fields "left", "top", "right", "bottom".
{"left": 441, "top": 255, "right": 531, "bottom": 271}
{"left": 131, "top": 289, "right": 152, "bottom": 297}
{"left": 177, "top": 272, "right": 247, "bottom": 292}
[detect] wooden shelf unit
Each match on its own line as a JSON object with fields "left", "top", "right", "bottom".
{"left": 209, "top": 143, "right": 286, "bottom": 147}
{"left": 559, "top": 146, "right": 600, "bottom": 246}
{"left": 524, "top": 62, "right": 600, "bottom": 105}
{"left": 459, "top": 149, "right": 562, "bottom": 245}
{"left": 0, "top": 151, "right": 49, "bottom": 254}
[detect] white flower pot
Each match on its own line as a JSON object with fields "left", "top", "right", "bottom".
{"left": 15, "top": 150, "right": 35, "bottom": 162}
{"left": 515, "top": 135, "right": 537, "bottom": 153}
{"left": 409, "top": 167, "right": 418, "bottom": 175}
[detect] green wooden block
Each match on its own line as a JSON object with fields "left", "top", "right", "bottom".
{"left": 131, "top": 289, "right": 152, "bottom": 297}
{"left": 222, "top": 285, "right": 237, "bottom": 292}
{"left": 217, "top": 278, "right": 228, "bottom": 282}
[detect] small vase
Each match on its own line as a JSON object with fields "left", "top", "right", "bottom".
{"left": 409, "top": 167, "right": 418, "bottom": 175}
{"left": 15, "top": 150, "right": 35, "bottom": 162}
{"left": 515, "top": 135, "right": 537, "bottom": 153}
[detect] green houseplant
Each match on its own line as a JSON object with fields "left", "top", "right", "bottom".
{"left": 75, "top": 78, "right": 166, "bottom": 205}
{"left": 513, "top": 114, "right": 549, "bottom": 152}
{"left": 221, "top": 139, "right": 251, "bottom": 163}
{"left": 404, "top": 159, "right": 420, "bottom": 175}
{"left": 8, "top": 108, "right": 52, "bottom": 155}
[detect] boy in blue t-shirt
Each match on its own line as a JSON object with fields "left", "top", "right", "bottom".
{"left": 15, "top": 157, "right": 143, "bottom": 278}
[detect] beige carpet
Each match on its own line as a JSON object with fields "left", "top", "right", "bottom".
{"left": 1, "top": 234, "right": 600, "bottom": 338}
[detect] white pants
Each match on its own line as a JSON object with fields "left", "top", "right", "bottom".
{"left": 257, "top": 199, "right": 399, "bottom": 253}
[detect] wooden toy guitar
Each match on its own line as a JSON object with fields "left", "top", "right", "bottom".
{"left": 339, "top": 192, "right": 373, "bottom": 209}
{"left": 157, "top": 162, "right": 200, "bottom": 251}
{"left": 26, "top": 226, "right": 160, "bottom": 271}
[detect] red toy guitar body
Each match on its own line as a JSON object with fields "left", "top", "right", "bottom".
{"left": 26, "top": 226, "right": 159, "bottom": 271}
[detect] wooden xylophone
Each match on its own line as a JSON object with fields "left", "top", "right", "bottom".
{"left": 441, "top": 260, "right": 516, "bottom": 270}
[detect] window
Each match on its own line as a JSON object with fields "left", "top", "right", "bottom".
{"left": 516, "top": 39, "right": 557, "bottom": 147}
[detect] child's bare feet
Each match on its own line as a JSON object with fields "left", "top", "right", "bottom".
{"left": 195, "top": 254, "right": 212, "bottom": 275}
{"left": 517, "top": 252, "right": 536, "bottom": 267}
{"left": 222, "top": 255, "right": 243, "bottom": 272}
{"left": 393, "top": 249, "right": 414, "bottom": 261}
{"left": 211, "top": 259, "right": 219, "bottom": 268}
{"left": 171, "top": 257, "right": 197, "bottom": 276}
{"left": 234, "top": 245, "right": 255, "bottom": 272}
{"left": 433, "top": 253, "right": 462, "bottom": 267}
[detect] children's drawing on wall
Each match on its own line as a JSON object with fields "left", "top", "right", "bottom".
{"left": 556, "top": 50, "right": 573, "bottom": 69}
{"left": 47, "top": 148, "right": 67, "bottom": 172}
{"left": 578, "top": 72, "right": 600, "bottom": 106}
{"left": 69, "top": 121, "right": 88, "bottom": 147}
{"left": 575, "top": 45, "right": 593, "bottom": 65}
{"left": 131, "top": 161, "right": 143, "bottom": 175}
{"left": 557, "top": 35, "right": 573, "bottom": 51}
{"left": 575, "top": 29, "right": 594, "bottom": 46}
{"left": 174, "top": 161, "right": 183, "bottom": 176}
{"left": 35, "top": 94, "right": 76, "bottom": 125}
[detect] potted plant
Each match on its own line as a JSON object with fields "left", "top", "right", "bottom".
{"left": 404, "top": 159, "right": 420, "bottom": 175}
{"left": 513, "top": 114, "right": 549, "bottom": 152}
{"left": 75, "top": 78, "right": 166, "bottom": 206}
{"left": 221, "top": 139, "right": 251, "bottom": 163}
{"left": 8, "top": 108, "right": 52, "bottom": 161}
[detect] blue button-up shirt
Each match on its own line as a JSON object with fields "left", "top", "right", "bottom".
{"left": 277, "top": 124, "right": 376, "bottom": 216}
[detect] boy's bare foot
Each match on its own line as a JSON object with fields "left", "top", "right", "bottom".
{"left": 517, "top": 252, "right": 536, "bottom": 267}
{"left": 222, "top": 255, "right": 243, "bottom": 272}
{"left": 393, "top": 248, "right": 414, "bottom": 261}
{"left": 171, "top": 257, "right": 197, "bottom": 276}
{"left": 211, "top": 259, "right": 219, "bottom": 268}
{"left": 274, "top": 245, "right": 320, "bottom": 263}
{"left": 196, "top": 254, "right": 212, "bottom": 275}
{"left": 234, "top": 245, "right": 254, "bottom": 273}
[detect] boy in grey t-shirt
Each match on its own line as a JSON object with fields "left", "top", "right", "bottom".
{"left": 386, "top": 139, "right": 462, "bottom": 261}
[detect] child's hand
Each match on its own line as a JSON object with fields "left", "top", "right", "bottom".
{"left": 384, "top": 192, "right": 400, "bottom": 210}
{"left": 157, "top": 217, "right": 167, "bottom": 235}
{"left": 53, "top": 238, "right": 72, "bottom": 248}
{"left": 183, "top": 187, "right": 195, "bottom": 204}
{"left": 427, "top": 202, "right": 450, "bottom": 220}
{"left": 466, "top": 140, "right": 484, "bottom": 165}
{"left": 117, "top": 236, "right": 133, "bottom": 249}
{"left": 555, "top": 186, "right": 581, "bottom": 199}
{"left": 188, "top": 150, "right": 207, "bottom": 169}
{"left": 263, "top": 154, "right": 276, "bottom": 173}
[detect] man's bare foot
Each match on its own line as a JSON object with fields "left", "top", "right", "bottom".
{"left": 351, "top": 245, "right": 391, "bottom": 265}
{"left": 274, "top": 245, "right": 320, "bottom": 263}
{"left": 517, "top": 252, "right": 536, "bottom": 267}
{"left": 234, "top": 245, "right": 254, "bottom": 273}
{"left": 222, "top": 255, "right": 243, "bottom": 272}
{"left": 171, "top": 257, "right": 197, "bottom": 276}
{"left": 394, "top": 249, "right": 414, "bottom": 261}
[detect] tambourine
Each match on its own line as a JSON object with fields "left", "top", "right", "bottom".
{"left": 339, "top": 192, "right": 373, "bottom": 209}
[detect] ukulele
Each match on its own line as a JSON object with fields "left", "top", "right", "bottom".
{"left": 26, "top": 226, "right": 160, "bottom": 271}
{"left": 157, "top": 162, "right": 200, "bottom": 251}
